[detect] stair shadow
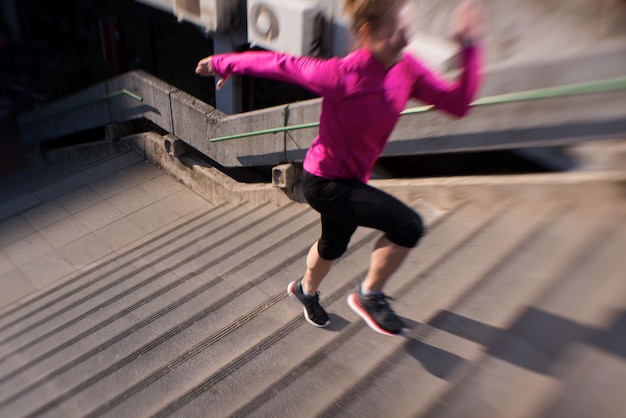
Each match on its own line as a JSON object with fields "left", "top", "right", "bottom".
{"left": 403, "top": 335, "right": 469, "bottom": 380}
{"left": 427, "top": 307, "right": 626, "bottom": 376}
{"left": 326, "top": 314, "right": 351, "bottom": 332}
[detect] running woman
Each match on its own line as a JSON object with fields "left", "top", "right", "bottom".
{"left": 196, "top": 0, "right": 484, "bottom": 335}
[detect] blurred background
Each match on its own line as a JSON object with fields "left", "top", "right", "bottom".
{"left": 1, "top": 0, "right": 625, "bottom": 180}
{"left": 0, "top": 2, "right": 624, "bottom": 416}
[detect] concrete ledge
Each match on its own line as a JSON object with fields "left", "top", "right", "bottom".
{"left": 125, "top": 131, "right": 626, "bottom": 213}
{"left": 128, "top": 131, "right": 296, "bottom": 206}
{"left": 169, "top": 89, "right": 224, "bottom": 159}
{"left": 212, "top": 103, "right": 293, "bottom": 167}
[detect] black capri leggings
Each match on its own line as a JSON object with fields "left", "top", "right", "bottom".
{"left": 302, "top": 171, "right": 425, "bottom": 261}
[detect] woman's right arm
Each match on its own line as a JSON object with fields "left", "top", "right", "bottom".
{"left": 196, "top": 51, "right": 345, "bottom": 98}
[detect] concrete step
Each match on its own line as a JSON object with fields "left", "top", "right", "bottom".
{"left": 206, "top": 198, "right": 564, "bottom": 418}
{"left": 57, "top": 199, "right": 450, "bottom": 418}
{"left": 0, "top": 199, "right": 441, "bottom": 417}
{"left": 136, "top": 198, "right": 541, "bottom": 417}
{"left": 0, "top": 201, "right": 318, "bottom": 416}
{"left": 422, "top": 210, "right": 626, "bottom": 418}
{"left": 326, "top": 201, "right": 617, "bottom": 418}
{"left": 1, "top": 170, "right": 623, "bottom": 418}
{"left": 0, "top": 200, "right": 241, "bottom": 348}
{"left": 0, "top": 150, "right": 201, "bottom": 312}
{"left": 159, "top": 202, "right": 491, "bottom": 418}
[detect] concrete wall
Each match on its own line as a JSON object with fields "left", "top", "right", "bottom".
{"left": 18, "top": 43, "right": 626, "bottom": 169}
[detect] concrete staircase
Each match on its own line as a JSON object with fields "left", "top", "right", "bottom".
{"left": 1, "top": 150, "right": 625, "bottom": 417}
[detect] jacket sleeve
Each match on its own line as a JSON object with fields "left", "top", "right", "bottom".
{"left": 211, "top": 51, "right": 345, "bottom": 99}
{"left": 409, "top": 45, "right": 482, "bottom": 117}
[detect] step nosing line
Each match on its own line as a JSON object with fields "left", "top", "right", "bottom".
{"left": 149, "top": 213, "right": 473, "bottom": 418}
{"left": 8, "top": 201, "right": 455, "bottom": 415}
{"left": 0, "top": 201, "right": 230, "bottom": 323}
{"left": 418, "top": 222, "right": 621, "bottom": 418}
{"left": 17, "top": 219, "right": 382, "bottom": 416}
{"left": 218, "top": 218, "right": 319, "bottom": 279}
{"left": 204, "top": 206, "right": 311, "bottom": 273}
{"left": 18, "top": 281, "right": 262, "bottom": 418}
{"left": 150, "top": 313, "right": 307, "bottom": 418}
{"left": 0, "top": 276, "right": 225, "bottom": 407}
{"left": 230, "top": 321, "right": 367, "bottom": 418}
{"left": 0, "top": 209, "right": 315, "bottom": 366}
{"left": 2, "top": 196, "right": 441, "bottom": 326}
{"left": 0, "top": 212, "right": 321, "bottom": 409}
{"left": 0, "top": 205, "right": 304, "bottom": 368}
{"left": 317, "top": 204, "right": 581, "bottom": 418}
{"left": 0, "top": 200, "right": 236, "bottom": 328}
{"left": 0, "top": 201, "right": 274, "bottom": 343}
{"left": 83, "top": 292, "right": 287, "bottom": 418}
{"left": 0, "top": 278, "right": 223, "bottom": 410}
{"left": 93, "top": 204, "right": 459, "bottom": 417}
{"left": 149, "top": 263, "right": 383, "bottom": 418}
{"left": 0, "top": 271, "right": 205, "bottom": 384}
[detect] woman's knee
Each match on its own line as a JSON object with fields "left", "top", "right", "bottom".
{"left": 388, "top": 214, "right": 425, "bottom": 248}
{"left": 317, "top": 239, "right": 350, "bottom": 261}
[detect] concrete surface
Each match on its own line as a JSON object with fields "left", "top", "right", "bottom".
{"left": 5, "top": 3, "right": 626, "bottom": 408}
{"left": 0, "top": 151, "right": 209, "bottom": 309}
{"left": 0, "top": 146, "right": 624, "bottom": 417}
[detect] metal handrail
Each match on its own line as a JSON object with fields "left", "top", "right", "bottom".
{"left": 209, "top": 76, "right": 626, "bottom": 143}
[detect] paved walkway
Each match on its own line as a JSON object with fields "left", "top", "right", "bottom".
{"left": 0, "top": 151, "right": 211, "bottom": 311}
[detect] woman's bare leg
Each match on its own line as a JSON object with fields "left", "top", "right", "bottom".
{"left": 361, "top": 235, "right": 411, "bottom": 293}
{"left": 301, "top": 241, "right": 334, "bottom": 294}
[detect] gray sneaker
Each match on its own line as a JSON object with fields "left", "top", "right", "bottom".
{"left": 287, "top": 280, "right": 330, "bottom": 328}
{"left": 347, "top": 292, "right": 405, "bottom": 335}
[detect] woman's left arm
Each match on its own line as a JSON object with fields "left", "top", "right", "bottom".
{"left": 410, "top": 0, "right": 485, "bottom": 117}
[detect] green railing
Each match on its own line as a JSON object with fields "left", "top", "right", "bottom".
{"left": 209, "top": 76, "right": 626, "bottom": 143}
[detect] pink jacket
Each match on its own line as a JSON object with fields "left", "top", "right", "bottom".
{"left": 212, "top": 46, "right": 481, "bottom": 183}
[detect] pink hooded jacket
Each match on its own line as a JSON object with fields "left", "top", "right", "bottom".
{"left": 212, "top": 46, "right": 481, "bottom": 183}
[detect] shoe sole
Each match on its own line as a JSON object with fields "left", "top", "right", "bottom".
{"left": 287, "top": 281, "right": 330, "bottom": 328}
{"left": 347, "top": 293, "right": 404, "bottom": 336}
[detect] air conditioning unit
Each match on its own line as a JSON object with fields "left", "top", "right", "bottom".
{"left": 174, "top": 0, "right": 239, "bottom": 32}
{"left": 247, "top": 0, "right": 326, "bottom": 56}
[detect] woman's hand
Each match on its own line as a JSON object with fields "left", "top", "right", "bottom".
{"left": 452, "top": 0, "right": 485, "bottom": 47}
{"left": 195, "top": 56, "right": 229, "bottom": 90}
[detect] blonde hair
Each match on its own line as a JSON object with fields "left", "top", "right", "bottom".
{"left": 343, "top": 0, "right": 408, "bottom": 36}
